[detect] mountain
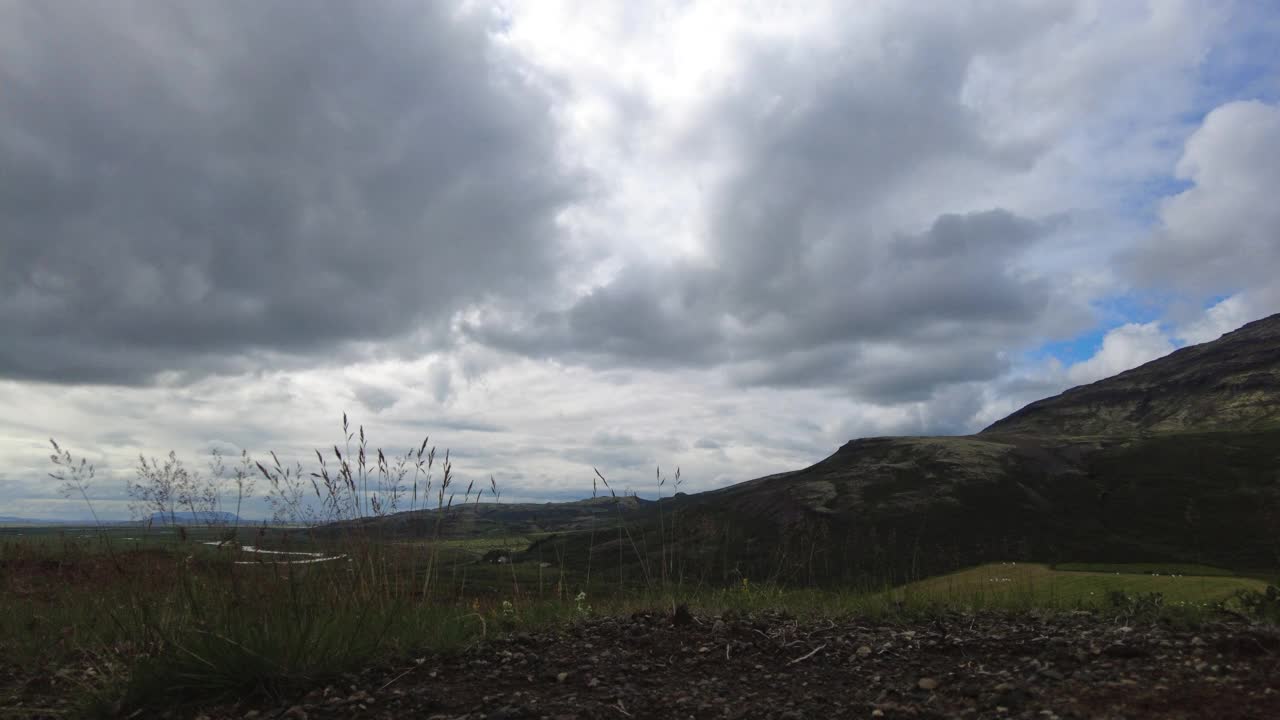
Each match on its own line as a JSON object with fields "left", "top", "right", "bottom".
{"left": 0, "top": 516, "right": 74, "bottom": 525}
{"left": 339, "top": 313, "right": 1280, "bottom": 584}
{"left": 146, "top": 511, "right": 242, "bottom": 525}
{"left": 317, "top": 495, "right": 651, "bottom": 539}
{"left": 649, "top": 427, "right": 1280, "bottom": 583}
{"left": 983, "top": 314, "right": 1280, "bottom": 436}
{"left": 535, "top": 313, "right": 1280, "bottom": 583}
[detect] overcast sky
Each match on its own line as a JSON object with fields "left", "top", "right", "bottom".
{"left": 2, "top": 1, "right": 1278, "bottom": 520}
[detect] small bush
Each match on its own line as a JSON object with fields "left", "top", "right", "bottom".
{"left": 1225, "top": 585, "right": 1280, "bottom": 622}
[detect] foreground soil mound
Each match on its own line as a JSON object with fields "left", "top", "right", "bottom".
{"left": 197, "top": 611, "right": 1279, "bottom": 720}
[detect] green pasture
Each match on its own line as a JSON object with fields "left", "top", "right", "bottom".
{"left": 895, "top": 562, "right": 1267, "bottom": 609}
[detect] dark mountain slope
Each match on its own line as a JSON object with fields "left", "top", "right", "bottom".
{"left": 983, "top": 313, "right": 1280, "bottom": 436}
{"left": 345, "top": 313, "right": 1280, "bottom": 584}
{"left": 541, "top": 313, "right": 1280, "bottom": 583}
{"left": 652, "top": 429, "right": 1280, "bottom": 583}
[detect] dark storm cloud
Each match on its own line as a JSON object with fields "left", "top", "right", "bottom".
{"left": 352, "top": 384, "right": 399, "bottom": 414}
{"left": 464, "top": 5, "right": 1075, "bottom": 406}
{"left": 0, "top": 1, "right": 578, "bottom": 384}
{"left": 465, "top": 267, "right": 728, "bottom": 366}
{"left": 470, "top": 210, "right": 1054, "bottom": 401}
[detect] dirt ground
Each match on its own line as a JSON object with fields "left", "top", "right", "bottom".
{"left": 212, "top": 609, "right": 1279, "bottom": 720}
{"left": 7, "top": 610, "right": 1279, "bottom": 719}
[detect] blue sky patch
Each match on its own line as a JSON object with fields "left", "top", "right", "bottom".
{"left": 1027, "top": 294, "right": 1168, "bottom": 366}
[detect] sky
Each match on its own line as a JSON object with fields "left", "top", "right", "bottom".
{"left": 2, "top": 0, "right": 1279, "bottom": 520}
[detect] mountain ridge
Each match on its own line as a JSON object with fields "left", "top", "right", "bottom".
{"left": 982, "top": 313, "right": 1280, "bottom": 436}
{"left": 344, "top": 312, "right": 1280, "bottom": 582}
{"left": 581, "top": 311, "right": 1280, "bottom": 580}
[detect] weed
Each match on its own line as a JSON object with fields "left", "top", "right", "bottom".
{"left": 1225, "top": 584, "right": 1280, "bottom": 622}
{"left": 1107, "top": 589, "right": 1166, "bottom": 619}
{"left": 9, "top": 418, "right": 1277, "bottom": 716}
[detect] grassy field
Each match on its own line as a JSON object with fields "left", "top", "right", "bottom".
{"left": 4, "top": 519, "right": 1277, "bottom": 717}
{"left": 895, "top": 562, "right": 1268, "bottom": 609}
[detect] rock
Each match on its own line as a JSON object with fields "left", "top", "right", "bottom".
{"left": 999, "top": 688, "right": 1032, "bottom": 710}
{"left": 556, "top": 672, "right": 569, "bottom": 683}
{"left": 1104, "top": 644, "right": 1149, "bottom": 659}
{"left": 673, "top": 604, "right": 694, "bottom": 627}
{"left": 281, "top": 707, "right": 308, "bottom": 720}
{"left": 918, "top": 678, "right": 939, "bottom": 691}
{"left": 856, "top": 645, "right": 873, "bottom": 657}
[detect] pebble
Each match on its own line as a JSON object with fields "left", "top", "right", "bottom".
{"left": 120, "top": 612, "right": 1280, "bottom": 720}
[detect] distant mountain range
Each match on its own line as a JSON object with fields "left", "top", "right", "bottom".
{"left": 145, "top": 511, "right": 242, "bottom": 525}
{"left": 0, "top": 515, "right": 77, "bottom": 525}
{"left": 317, "top": 495, "right": 650, "bottom": 539}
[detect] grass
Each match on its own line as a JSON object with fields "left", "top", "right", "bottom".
{"left": 896, "top": 562, "right": 1267, "bottom": 609}
{"left": 1052, "top": 561, "right": 1241, "bottom": 577}
{"left": 6, "top": 419, "right": 1278, "bottom": 717}
{"left": 5, "top": 530, "right": 1277, "bottom": 716}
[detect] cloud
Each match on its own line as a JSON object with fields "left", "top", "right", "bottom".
{"left": 0, "top": 1, "right": 580, "bottom": 385}
{"left": 1119, "top": 100, "right": 1280, "bottom": 345}
{"left": 352, "top": 384, "right": 399, "bottom": 414}
{"left": 467, "top": 1, "right": 1213, "bottom": 406}
{"left": 0, "top": 1, "right": 1275, "bottom": 519}
{"left": 1127, "top": 101, "right": 1280, "bottom": 296}
{"left": 428, "top": 362, "right": 454, "bottom": 405}
{"left": 1176, "top": 295, "right": 1258, "bottom": 345}
{"left": 471, "top": 208, "right": 1062, "bottom": 404}
{"left": 1065, "top": 322, "right": 1175, "bottom": 385}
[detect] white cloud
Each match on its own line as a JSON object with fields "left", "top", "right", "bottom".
{"left": 1130, "top": 100, "right": 1280, "bottom": 295}
{"left": 1066, "top": 323, "right": 1176, "bottom": 385}
{"left": 1176, "top": 295, "right": 1256, "bottom": 345}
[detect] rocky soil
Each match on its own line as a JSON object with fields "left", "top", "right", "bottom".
{"left": 7, "top": 610, "right": 1278, "bottom": 719}
{"left": 199, "top": 611, "right": 1277, "bottom": 720}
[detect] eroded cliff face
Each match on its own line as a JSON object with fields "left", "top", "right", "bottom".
{"left": 982, "top": 313, "right": 1280, "bottom": 436}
